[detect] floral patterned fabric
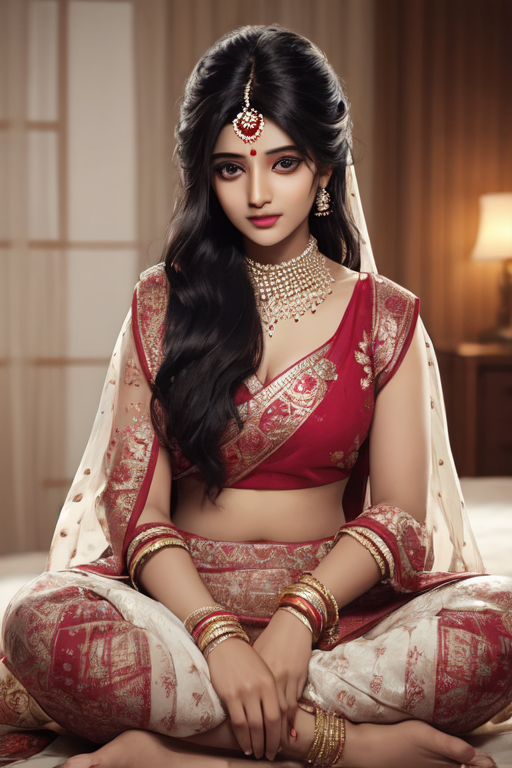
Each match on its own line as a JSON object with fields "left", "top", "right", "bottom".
{"left": 2, "top": 553, "right": 512, "bottom": 742}
{"left": 172, "top": 271, "right": 420, "bottom": 491}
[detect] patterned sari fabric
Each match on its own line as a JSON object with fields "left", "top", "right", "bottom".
{"left": 2, "top": 263, "right": 512, "bottom": 751}
{"left": 2, "top": 543, "right": 512, "bottom": 743}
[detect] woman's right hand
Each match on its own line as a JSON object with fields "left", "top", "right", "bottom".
{"left": 206, "top": 637, "right": 282, "bottom": 761}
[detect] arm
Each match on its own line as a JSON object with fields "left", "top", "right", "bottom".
{"left": 135, "top": 449, "right": 215, "bottom": 621}
{"left": 312, "top": 320, "right": 431, "bottom": 601}
{"left": 134, "top": 440, "right": 281, "bottom": 760}
{"left": 254, "top": 323, "right": 431, "bottom": 723}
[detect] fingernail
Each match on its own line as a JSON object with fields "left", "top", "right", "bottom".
{"left": 290, "top": 727, "right": 297, "bottom": 738}
{"left": 244, "top": 750, "right": 252, "bottom": 756}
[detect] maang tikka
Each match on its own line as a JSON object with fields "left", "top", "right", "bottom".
{"left": 232, "top": 68, "right": 265, "bottom": 144}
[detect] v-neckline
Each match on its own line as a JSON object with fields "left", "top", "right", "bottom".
{"left": 248, "top": 273, "right": 363, "bottom": 394}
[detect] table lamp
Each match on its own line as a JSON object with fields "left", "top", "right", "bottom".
{"left": 472, "top": 193, "right": 512, "bottom": 341}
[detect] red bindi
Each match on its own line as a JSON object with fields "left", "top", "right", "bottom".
{"left": 250, "top": 148, "right": 257, "bottom": 156}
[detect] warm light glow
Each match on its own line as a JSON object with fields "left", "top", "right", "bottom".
{"left": 472, "top": 193, "right": 512, "bottom": 261}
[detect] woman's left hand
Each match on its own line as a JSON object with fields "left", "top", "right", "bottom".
{"left": 252, "top": 608, "right": 313, "bottom": 733}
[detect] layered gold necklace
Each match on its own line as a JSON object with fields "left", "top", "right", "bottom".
{"left": 245, "top": 236, "right": 335, "bottom": 337}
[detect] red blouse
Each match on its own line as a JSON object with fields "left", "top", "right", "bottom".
{"left": 167, "top": 272, "right": 419, "bottom": 492}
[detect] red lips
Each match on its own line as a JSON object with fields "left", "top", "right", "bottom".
{"left": 248, "top": 215, "right": 281, "bottom": 228}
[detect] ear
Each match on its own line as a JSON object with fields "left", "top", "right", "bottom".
{"left": 319, "top": 167, "right": 333, "bottom": 188}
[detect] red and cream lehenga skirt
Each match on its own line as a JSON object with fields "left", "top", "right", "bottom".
{"left": 2, "top": 530, "right": 512, "bottom": 746}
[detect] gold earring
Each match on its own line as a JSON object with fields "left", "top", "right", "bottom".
{"left": 314, "top": 186, "right": 331, "bottom": 217}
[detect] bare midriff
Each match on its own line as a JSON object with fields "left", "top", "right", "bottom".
{"left": 172, "top": 476, "right": 348, "bottom": 543}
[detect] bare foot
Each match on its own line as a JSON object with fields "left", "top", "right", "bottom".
{"left": 279, "top": 710, "right": 497, "bottom": 768}
{"left": 338, "top": 720, "right": 497, "bottom": 768}
{"left": 59, "top": 730, "right": 304, "bottom": 768}
{"left": 61, "top": 720, "right": 497, "bottom": 768}
{"left": 61, "top": 730, "right": 233, "bottom": 768}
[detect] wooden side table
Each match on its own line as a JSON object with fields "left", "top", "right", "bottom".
{"left": 436, "top": 344, "right": 512, "bottom": 477}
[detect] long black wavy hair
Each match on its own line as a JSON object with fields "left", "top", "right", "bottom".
{"left": 151, "top": 25, "right": 361, "bottom": 496}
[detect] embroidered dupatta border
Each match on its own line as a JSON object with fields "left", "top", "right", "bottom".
{"left": 119, "top": 266, "right": 168, "bottom": 561}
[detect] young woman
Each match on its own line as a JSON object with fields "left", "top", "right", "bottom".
{"left": 2, "top": 25, "right": 511, "bottom": 768}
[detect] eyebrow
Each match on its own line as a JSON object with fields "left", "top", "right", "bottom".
{"left": 212, "top": 145, "right": 300, "bottom": 160}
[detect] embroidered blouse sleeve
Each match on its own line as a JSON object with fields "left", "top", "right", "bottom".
{"left": 370, "top": 275, "right": 420, "bottom": 394}
{"left": 335, "top": 280, "right": 434, "bottom": 591}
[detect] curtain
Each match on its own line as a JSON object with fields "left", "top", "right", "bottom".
{"left": 372, "top": 0, "right": 512, "bottom": 345}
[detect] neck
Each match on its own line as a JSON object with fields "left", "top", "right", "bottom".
{"left": 243, "top": 221, "right": 311, "bottom": 265}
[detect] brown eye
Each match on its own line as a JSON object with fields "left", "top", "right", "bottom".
{"left": 214, "top": 163, "right": 243, "bottom": 180}
{"left": 273, "top": 157, "right": 302, "bottom": 172}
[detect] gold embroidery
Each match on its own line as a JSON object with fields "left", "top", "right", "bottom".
{"left": 136, "top": 263, "right": 168, "bottom": 383}
{"left": 222, "top": 344, "right": 336, "bottom": 485}
{"left": 124, "top": 358, "right": 141, "bottom": 386}
{"left": 370, "top": 274, "right": 417, "bottom": 392}
{"left": 354, "top": 330, "right": 372, "bottom": 390}
{"left": 330, "top": 434, "right": 360, "bottom": 471}
{"left": 313, "top": 358, "right": 338, "bottom": 381}
{"left": 186, "top": 535, "right": 336, "bottom": 618}
{"left": 99, "top": 404, "right": 154, "bottom": 567}
{"left": 244, "top": 374, "right": 263, "bottom": 395}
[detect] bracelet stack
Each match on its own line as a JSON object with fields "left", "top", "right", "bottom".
{"left": 184, "top": 605, "right": 251, "bottom": 660}
{"left": 306, "top": 707, "right": 346, "bottom": 768}
{"left": 278, "top": 573, "right": 339, "bottom": 647}
{"left": 126, "top": 524, "right": 189, "bottom": 590}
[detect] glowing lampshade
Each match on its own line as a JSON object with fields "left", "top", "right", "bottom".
{"left": 472, "top": 193, "right": 512, "bottom": 261}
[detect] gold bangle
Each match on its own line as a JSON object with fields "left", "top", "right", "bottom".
{"left": 299, "top": 574, "right": 339, "bottom": 646}
{"left": 338, "top": 529, "right": 388, "bottom": 578}
{"left": 332, "top": 716, "right": 346, "bottom": 766}
{"left": 306, "top": 707, "right": 325, "bottom": 765}
{"left": 306, "top": 708, "right": 345, "bottom": 768}
{"left": 281, "top": 584, "right": 328, "bottom": 621}
{"left": 203, "top": 630, "right": 250, "bottom": 660}
{"left": 300, "top": 575, "right": 338, "bottom": 625}
{"left": 129, "top": 535, "right": 188, "bottom": 576}
{"left": 130, "top": 538, "right": 189, "bottom": 588}
{"left": 197, "top": 620, "right": 243, "bottom": 652}
{"left": 184, "top": 605, "right": 225, "bottom": 634}
{"left": 197, "top": 619, "right": 240, "bottom": 649}
{"left": 126, "top": 525, "right": 185, "bottom": 565}
{"left": 300, "top": 574, "right": 338, "bottom": 615}
{"left": 278, "top": 606, "right": 314, "bottom": 637}
{"left": 130, "top": 536, "right": 188, "bottom": 582}
{"left": 279, "top": 591, "right": 326, "bottom": 637}
{"left": 279, "top": 582, "right": 329, "bottom": 645}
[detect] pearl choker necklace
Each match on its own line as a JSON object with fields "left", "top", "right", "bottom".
{"left": 245, "top": 236, "right": 335, "bottom": 337}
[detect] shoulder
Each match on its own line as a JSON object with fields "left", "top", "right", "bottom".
{"left": 358, "top": 273, "right": 419, "bottom": 335}
{"left": 361, "top": 274, "right": 420, "bottom": 391}
{"left": 363, "top": 272, "right": 418, "bottom": 312}
{"left": 133, "top": 263, "right": 169, "bottom": 382}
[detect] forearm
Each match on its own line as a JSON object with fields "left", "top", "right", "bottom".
{"left": 311, "top": 533, "right": 381, "bottom": 609}
{"left": 134, "top": 503, "right": 217, "bottom": 622}
{"left": 137, "top": 544, "right": 217, "bottom": 622}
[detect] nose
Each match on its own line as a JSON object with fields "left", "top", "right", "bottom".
{"left": 248, "top": 164, "right": 272, "bottom": 209}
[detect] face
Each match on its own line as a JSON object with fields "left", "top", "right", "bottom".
{"left": 211, "top": 119, "right": 331, "bottom": 252}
